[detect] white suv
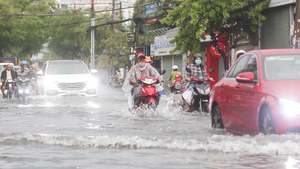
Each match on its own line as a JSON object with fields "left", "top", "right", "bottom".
{"left": 37, "top": 60, "right": 98, "bottom": 96}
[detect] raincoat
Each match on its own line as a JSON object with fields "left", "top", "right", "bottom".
{"left": 122, "top": 64, "right": 161, "bottom": 109}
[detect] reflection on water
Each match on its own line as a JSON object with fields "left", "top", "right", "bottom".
{"left": 0, "top": 84, "right": 299, "bottom": 168}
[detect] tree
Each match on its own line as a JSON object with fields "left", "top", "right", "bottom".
{"left": 0, "top": 0, "right": 56, "bottom": 60}
{"left": 161, "top": 0, "right": 270, "bottom": 70}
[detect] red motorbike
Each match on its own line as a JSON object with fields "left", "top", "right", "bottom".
{"left": 136, "top": 76, "right": 161, "bottom": 108}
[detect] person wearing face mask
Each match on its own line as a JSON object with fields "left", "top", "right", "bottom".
{"left": 122, "top": 54, "right": 161, "bottom": 109}
{"left": 183, "top": 53, "right": 213, "bottom": 112}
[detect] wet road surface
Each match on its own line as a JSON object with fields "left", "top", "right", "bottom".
{"left": 0, "top": 84, "right": 299, "bottom": 168}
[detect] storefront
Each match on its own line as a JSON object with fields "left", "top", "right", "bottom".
{"left": 154, "top": 31, "right": 182, "bottom": 87}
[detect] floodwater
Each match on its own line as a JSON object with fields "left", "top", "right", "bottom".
{"left": 0, "top": 84, "right": 300, "bottom": 169}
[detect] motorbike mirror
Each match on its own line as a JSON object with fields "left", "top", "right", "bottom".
{"left": 91, "top": 69, "right": 98, "bottom": 74}
{"left": 160, "top": 70, "right": 166, "bottom": 75}
{"left": 186, "top": 68, "right": 192, "bottom": 73}
{"left": 209, "top": 68, "right": 214, "bottom": 73}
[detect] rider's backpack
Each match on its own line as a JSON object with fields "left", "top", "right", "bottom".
{"left": 174, "top": 79, "right": 183, "bottom": 90}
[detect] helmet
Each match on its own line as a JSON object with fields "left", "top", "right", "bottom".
{"left": 193, "top": 53, "right": 203, "bottom": 60}
{"left": 20, "top": 61, "right": 28, "bottom": 67}
{"left": 172, "top": 65, "right": 178, "bottom": 70}
{"left": 175, "top": 74, "right": 181, "bottom": 79}
{"left": 236, "top": 50, "right": 246, "bottom": 59}
{"left": 145, "top": 56, "right": 152, "bottom": 63}
{"left": 137, "top": 54, "right": 146, "bottom": 61}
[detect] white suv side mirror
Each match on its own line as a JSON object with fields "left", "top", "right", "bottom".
{"left": 37, "top": 71, "right": 44, "bottom": 75}
{"left": 91, "top": 69, "right": 98, "bottom": 74}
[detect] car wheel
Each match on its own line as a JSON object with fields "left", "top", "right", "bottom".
{"left": 259, "top": 107, "right": 276, "bottom": 135}
{"left": 212, "top": 104, "right": 224, "bottom": 129}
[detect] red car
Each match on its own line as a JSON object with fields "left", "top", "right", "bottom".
{"left": 209, "top": 49, "right": 300, "bottom": 135}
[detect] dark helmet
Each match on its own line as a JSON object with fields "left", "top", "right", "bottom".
{"left": 193, "top": 53, "right": 203, "bottom": 61}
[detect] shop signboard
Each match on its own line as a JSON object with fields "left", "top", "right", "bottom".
{"left": 268, "top": 0, "right": 295, "bottom": 8}
{"left": 154, "top": 35, "right": 179, "bottom": 56}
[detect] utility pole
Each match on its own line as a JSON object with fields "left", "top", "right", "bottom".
{"left": 296, "top": 0, "right": 300, "bottom": 49}
{"left": 119, "top": 2, "right": 122, "bottom": 19}
{"left": 91, "top": 0, "right": 95, "bottom": 69}
{"left": 111, "top": 0, "right": 115, "bottom": 34}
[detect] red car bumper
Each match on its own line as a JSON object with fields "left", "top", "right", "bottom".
{"left": 272, "top": 106, "right": 300, "bottom": 134}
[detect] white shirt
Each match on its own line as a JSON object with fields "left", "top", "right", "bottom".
{"left": 6, "top": 70, "right": 12, "bottom": 80}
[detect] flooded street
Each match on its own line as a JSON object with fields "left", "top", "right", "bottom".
{"left": 0, "top": 84, "right": 300, "bottom": 168}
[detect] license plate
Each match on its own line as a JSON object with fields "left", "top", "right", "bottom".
{"left": 66, "top": 90, "right": 79, "bottom": 95}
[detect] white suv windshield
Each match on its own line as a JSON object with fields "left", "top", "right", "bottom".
{"left": 47, "top": 61, "right": 89, "bottom": 75}
{"left": 264, "top": 54, "right": 300, "bottom": 81}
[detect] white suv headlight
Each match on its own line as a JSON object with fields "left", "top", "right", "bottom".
{"left": 278, "top": 98, "right": 300, "bottom": 116}
{"left": 86, "top": 77, "right": 97, "bottom": 89}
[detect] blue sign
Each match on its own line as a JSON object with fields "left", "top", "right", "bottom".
{"left": 145, "top": 3, "right": 162, "bottom": 15}
{"left": 155, "top": 38, "right": 175, "bottom": 49}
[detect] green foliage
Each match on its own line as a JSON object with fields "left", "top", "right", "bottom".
{"left": 161, "top": 0, "right": 271, "bottom": 55}
{"left": 47, "top": 12, "right": 130, "bottom": 69}
{"left": 0, "top": 0, "right": 56, "bottom": 60}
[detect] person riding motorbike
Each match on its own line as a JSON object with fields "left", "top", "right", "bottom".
{"left": 168, "top": 65, "right": 182, "bottom": 93}
{"left": 223, "top": 50, "right": 246, "bottom": 76}
{"left": 28, "top": 66, "right": 37, "bottom": 90}
{"left": 112, "top": 69, "right": 120, "bottom": 85}
{"left": 122, "top": 54, "right": 161, "bottom": 109}
{"left": 1, "top": 64, "right": 17, "bottom": 99}
{"left": 168, "top": 74, "right": 183, "bottom": 93}
{"left": 182, "top": 53, "right": 213, "bottom": 112}
{"left": 17, "top": 62, "right": 30, "bottom": 78}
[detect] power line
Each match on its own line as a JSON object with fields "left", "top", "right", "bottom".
{"left": 0, "top": 2, "right": 158, "bottom": 17}
{"left": 40, "top": 17, "right": 106, "bottom": 28}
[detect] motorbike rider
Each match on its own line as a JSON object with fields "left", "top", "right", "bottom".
{"left": 168, "top": 74, "right": 183, "bottom": 92}
{"left": 112, "top": 69, "right": 120, "bottom": 85}
{"left": 168, "top": 65, "right": 182, "bottom": 93}
{"left": 17, "top": 62, "right": 30, "bottom": 78}
{"left": 122, "top": 54, "right": 161, "bottom": 108}
{"left": 1, "top": 64, "right": 17, "bottom": 99}
{"left": 235, "top": 50, "right": 246, "bottom": 60}
{"left": 223, "top": 50, "right": 246, "bottom": 76}
{"left": 28, "top": 66, "right": 37, "bottom": 79}
{"left": 183, "top": 53, "right": 213, "bottom": 112}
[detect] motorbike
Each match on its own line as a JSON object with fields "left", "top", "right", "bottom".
{"left": 131, "top": 70, "right": 166, "bottom": 110}
{"left": 16, "top": 77, "right": 31, "bottom": 102}
{"left": 108, "top": 76, "right": 124, "bottom": 87}
{"left": 182, "top": 68, "right": 214, "bottom": 113}
{"left": 133, "top": 76, "right": 161, "bottom": 109}
{"left": 3, "top": 80, "right": 15, "bottom": 99}
{"left": 171, "top": 81, "right": 184, "bottom": 109}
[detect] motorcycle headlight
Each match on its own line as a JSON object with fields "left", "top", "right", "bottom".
{"left": 196, "top": 88, "right": 205, "bottom": 95}
{"left": 278, "top": 98, "right": 300, "bottom": 116}
{"left": 205, "top": 88, "right": 210, "bottom": 95}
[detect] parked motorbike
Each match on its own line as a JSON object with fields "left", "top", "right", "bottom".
{"left": 16, "top": 77, "right": 31, "bottom": 102}
{"left": 3, "top": 80, "right": 15, "bottom": 99}
{"left": 182, "top": 68, "right": 214, "bottom": 112}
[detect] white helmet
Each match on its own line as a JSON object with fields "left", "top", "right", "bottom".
{"left": 172, "top": 65, "right": 178, "bottom": 70}
{"left": 236, "top": 50, "right": 246, "bottom": 59}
